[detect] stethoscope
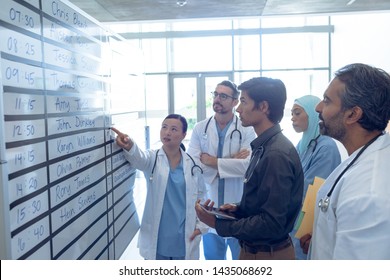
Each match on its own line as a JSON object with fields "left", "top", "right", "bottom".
{"left": 318, "top": 132, "right": 384, "bottom": 212}
{"left": 149, "top": 149, "right": 203, "bottom": 181}
{"left": 243, "top": 129, "right": 282, "bottom": 183}
{"left": 300, "top": 135, "right": 321, "bottom": 170}
{"left": 308, "top": 134, "right": 320, "bottom": 153}
{"left": 202, "top": 115, "right": 242, "bottom": 156}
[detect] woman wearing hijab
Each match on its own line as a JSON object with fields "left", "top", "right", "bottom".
{"left": 290, "top": 95, "right": 341, "bottom": 260}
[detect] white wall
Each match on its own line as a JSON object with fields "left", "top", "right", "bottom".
{"left": 331, "top": 12, "right": 390, "bottom": 73}
{"left": 330, "top": 11, "right": 390, "bottom": 160}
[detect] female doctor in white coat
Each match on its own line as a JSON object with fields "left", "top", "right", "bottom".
{"left": 111, "top": 114, "right": 208, "bottom": 260}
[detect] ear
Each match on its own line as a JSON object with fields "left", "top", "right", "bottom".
{"left": 259, "top": 100, "right": 269, "bottom": 113}
{"left": 345, "top": 106, "right": 363, "bottom": 125}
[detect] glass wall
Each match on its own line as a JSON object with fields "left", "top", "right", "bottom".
{"left": 170, "top": 36, "right": 233, "bottom": 72}
{"left": 107, "top": 16, "right": 333, "bottom": 147}
{"left": 261, "top": 33, "right": 329, "bottom": 69}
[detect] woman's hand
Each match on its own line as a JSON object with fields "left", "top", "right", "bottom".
{"left": 300, "top": 233, "right": 312, "bottom": 254}
{"left": 111, "top": 127, "right": 133, "bottom": 151}
{"left": 189, "top": 229, "right": 201, "bottom": 241}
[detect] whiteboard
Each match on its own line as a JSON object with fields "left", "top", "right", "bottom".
{"left": 0, "top": 0, "right": 141, "bottom": 259}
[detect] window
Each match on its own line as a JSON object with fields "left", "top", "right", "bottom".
{"left": 234, "top": 35, "right": 260, "bottom": 70}
{"left": 107, "top": 16, "right": 332, "bottom": 146}
{"left": 142, "top": 38, "right": 168, "bottom": 73}
{"left": 144, "top": 74, "right": 169, "bottom": 148}
{"left": 262, "top": 33, "right": 329, "bottom": 69}
{"left": 170, "top": 36, "right": 232, "bottom": 72}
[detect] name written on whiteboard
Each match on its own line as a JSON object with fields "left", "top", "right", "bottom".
{"left": 55, "top": 116, "right": 96, "bottom": 131}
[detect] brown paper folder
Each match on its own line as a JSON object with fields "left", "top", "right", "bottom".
{"left": 295, "top": 176, "right": 325, "bottom": 238}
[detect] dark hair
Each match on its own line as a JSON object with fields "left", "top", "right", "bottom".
{"left": 238, "top": 77, "right": 287, "bottom": 123}
{"left": 335, "top": 63, "right": 390, "bottom": 131}
{"left": 218, "top": 80, "right": 240, "bottom": 99}
{"left": 164, "top": 114, "right": 188, "bottom": 133}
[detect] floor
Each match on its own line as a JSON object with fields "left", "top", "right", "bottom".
{"left": 119, "top": 233, "right": 234, "bottom": 260}
{"left": 119, "top": 231, "right": 143, "bottom": 260}
{"left": 119, "top": 174, "right": 233, "bottom": 260}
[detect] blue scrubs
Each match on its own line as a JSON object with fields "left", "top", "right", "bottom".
{"left": 290, "top": 95, "right": 341, "bottom": 260}
{"left": 290, "top": 135, "right": 341, "bottom": 259}
{"left": 156, "top": 157, "right": 186, "bottom": 259}
{"left": 203, "top": 119, "right": 240, "bottom": 260}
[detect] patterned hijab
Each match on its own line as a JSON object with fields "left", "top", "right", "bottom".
{"left": 294, "top": 95, "right": 321, "bottom": 156}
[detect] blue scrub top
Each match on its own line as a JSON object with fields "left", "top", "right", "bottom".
{"left": 156, "top": 157, "right": 186, "bottom": 257}
{"left": 216, "top": 119, "right": 232, "bottom": 206}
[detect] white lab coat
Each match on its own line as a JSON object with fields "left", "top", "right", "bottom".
{"left": 187, "top": 116, "right": 256, "bottom": 206}
{"left": 310, "top": 132, "right": 390, "bottom": 259}
{"left": 123, "top": 142, "right": 208, "bottom": 260}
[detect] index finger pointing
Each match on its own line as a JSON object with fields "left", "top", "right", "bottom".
{"left": 110, "top": 127, "right": 123, "bottom": 137}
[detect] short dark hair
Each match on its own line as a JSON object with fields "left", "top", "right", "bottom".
{"left": 218, "top": 80, "right": 240, "bottom": 99}
{"left": 164, "top": 114, "right": 188, "bottom": 133}
{"left": 335, "top": 63, "right": 390, "bottom": 131}
{"left": 238, "top": 77, "right": 287, "bottom": 123}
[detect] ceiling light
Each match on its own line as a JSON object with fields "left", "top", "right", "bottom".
{"left": 177, "top": 0, "right": 187, "bottom": 7}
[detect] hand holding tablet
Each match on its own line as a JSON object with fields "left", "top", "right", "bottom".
{"left": 199, "top": 204, "right": 238, "bottom": 220}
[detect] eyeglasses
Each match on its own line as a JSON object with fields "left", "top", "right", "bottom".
{"left": 211, "top": 91, "right": 236, "bottom": 101}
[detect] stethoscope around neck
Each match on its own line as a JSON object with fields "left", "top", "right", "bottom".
{"left": 300, "top": 135, "right": 320, "bottom": 169}
{"left": 308, "top": 134, "right": 320, "bottom": 154}
{"left": 318, "top": 132, "right": 384, "bottom": 212}
{"left": 202, "top": 115, "right": 242, "bottom": 156}
{"left": 149, "top": 148, "right": 203, "bottom": 181}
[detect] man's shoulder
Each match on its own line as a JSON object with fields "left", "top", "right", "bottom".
{"left": 194, "top": 117, "right": 212, "bottom": 127}
{"left": 275, "top": 131, "right": 295, "bottom": 145}
{"left": 381, "top": 132, "right": 390, "bottom": 145}
{"left": 191, "top": 118, "right": 209, "bottom": 132}
{"left": 318, "top": 135, "right": 337, "bottom": 146}
{"left": 269, "top": 133, "right": 299, "bottom": 155}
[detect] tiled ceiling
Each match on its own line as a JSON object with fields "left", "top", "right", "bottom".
{"left": 67, "top": 0, "right": 390, "bottom": 22}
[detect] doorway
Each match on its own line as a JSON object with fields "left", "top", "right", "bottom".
{"left": 168, "top": 72, "right": 233, "bottom": 144}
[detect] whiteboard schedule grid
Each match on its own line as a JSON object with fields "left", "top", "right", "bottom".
{"left": 0, "top": 0, "right": 143, "bottom": 259}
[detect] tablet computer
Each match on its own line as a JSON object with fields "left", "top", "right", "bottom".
{"left": 200, "top": 204, "right": 238, "bottom": 220}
